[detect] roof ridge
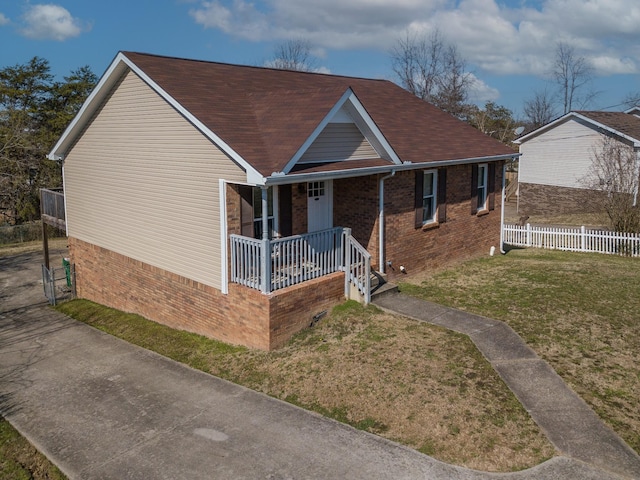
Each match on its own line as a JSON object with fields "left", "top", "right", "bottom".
{"left": 122, "top": 51, "right": 392, "bottom": 84}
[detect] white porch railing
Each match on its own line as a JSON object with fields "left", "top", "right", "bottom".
{"left": 344, "top": 231, "right": 371, "bottom": 304}
{"left": 503, "top": 223, "right": 640, "bottom": 257}
{"left": 230, "top": 227, "right": 371, "bottom": 299}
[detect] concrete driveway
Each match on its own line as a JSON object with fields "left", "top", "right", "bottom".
{"left": 0, "top": 248, "right": 625, "bottom": 479}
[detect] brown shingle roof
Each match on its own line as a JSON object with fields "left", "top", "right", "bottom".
{"left": 123, "top": 52, "right": 514, "bottom": 177}
{"left": 576, "top": 111, "right": 640, "bottom": 143}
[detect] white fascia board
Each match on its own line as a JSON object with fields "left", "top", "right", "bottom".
{"left": 570, "top": 112, "right": 640, "bottom": 147}
{"left": 48, "top": 52, "right": 265, "bottom": 184}
{"left": 120, "top": 54, "right": 264, "bottom": 183}
{"left": 515, "top": 112, "right": 640, "bottom": 147}
{"left": 345, "top": 92, "right": 402, "bottom": 165}
{"left": 265, "top": 153, "right": 517, "bottom": 186}
{"left": 280, "top": 88, "right": 401, "bottom": 175}
{"left": 48, "top": 52, "right": 129, "bottom": 160}
{"left": 513, "top": 112, "right": 574, "bottom": 145}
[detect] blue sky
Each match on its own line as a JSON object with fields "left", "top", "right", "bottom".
{"left": 1, "top": 0, "right": 639, "bottom": 118}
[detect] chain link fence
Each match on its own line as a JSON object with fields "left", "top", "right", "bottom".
{"left": 0, "top": 222, "right": 66, "bottom": 245}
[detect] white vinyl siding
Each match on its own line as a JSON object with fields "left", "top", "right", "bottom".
{"left": 63, "top": 69, "right": 246, "bottom": 290}
{"left": 519, "top": 118, "right": 604, "bottom": 189}
{"left": 299, "top": 123, "right": 378, "bottom": 163}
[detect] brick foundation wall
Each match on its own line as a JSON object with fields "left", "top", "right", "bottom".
{"left": 69, "top": 237, "right": 344, "bottom": 350}
{"left": 519, "top": 182, "right": 604, "bottom": 216}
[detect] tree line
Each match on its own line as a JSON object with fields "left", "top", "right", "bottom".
{"left": 2, "top": 39, "right": 637, "bottom": 230}
{"left": 0, "top": 57, "right": 97, "bottom": 225}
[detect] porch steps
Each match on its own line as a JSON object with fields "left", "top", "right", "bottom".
{"left": 369, "top": 270, "right": 398, "bottom": 300}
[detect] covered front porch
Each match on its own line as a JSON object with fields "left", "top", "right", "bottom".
{"left": 224, "top": 172, "right": 402, "bottom": 304}
{"left": 230, "top": 226, "right": 372, "bottom": 303}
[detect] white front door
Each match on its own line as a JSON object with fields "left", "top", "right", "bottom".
{"left": 307, "top": 180, "right": 333, "bottom": 232}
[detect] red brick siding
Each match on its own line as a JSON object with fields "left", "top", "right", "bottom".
{"left": 519, "top": 182, "right": 604, "bottom": 216}
{"left": 69, "top": 237, "right": 344, "bottom": 350}
{"left": 291, "top": 182, "right": 308, "bottom": 235}
{"left": 334, "top": 176, "right": 380, "bottom": 269}
{"left": 382, "top": 165, "right": 502, "bottom": 279}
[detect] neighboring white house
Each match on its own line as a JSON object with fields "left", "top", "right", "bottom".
{"left": 515, "top": 109, "right": 640, "bottom": 216}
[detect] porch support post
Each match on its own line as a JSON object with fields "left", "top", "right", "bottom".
{"left": 260, "top": 186, "right": 271, "bottom": 293}
{"left": 344, "top": 228, "right": 351, "bottom": 300}
{"left": 379, "top": 171, "right": 395, "bottom": 274}
{"left": 260, "top": 237, "right": 271, "bottom": 294}
{"left": 500, "top": 161, "right": 506, "bottom": 254}
{"left": 261, "top": 186, "right": 269, "bottom": 240}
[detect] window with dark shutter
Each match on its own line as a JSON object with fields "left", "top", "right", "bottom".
{"left": 470, "top": 164, "right": 478, "bottom": 214}
{"left": 437, "top": 167, "right": 447, "bottom": 223}
{"left": 488, "top": 163, "right": 496, "bottom": 211}
{"left": 279, "top": 184, "right": 293, "bottom": 237}
{"left": 414, "top": 170, "right": 424, "bottom": 228}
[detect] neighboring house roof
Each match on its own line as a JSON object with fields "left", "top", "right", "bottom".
{"left": 49, "top": 52, "right": 515, "bottom": 183}
{"left": 515, "top": 110, "right": 640, "bottom": 147}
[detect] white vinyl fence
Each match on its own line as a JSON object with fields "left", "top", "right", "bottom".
{"left": 503, "top": 223, "right": 640, "bottom": 257}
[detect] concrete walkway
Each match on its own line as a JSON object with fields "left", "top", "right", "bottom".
{"left": 373, "top": 292, "right": 640, "bottom": 480}
{"left": 0, "top": 250, "right": 635, "bottom": 479}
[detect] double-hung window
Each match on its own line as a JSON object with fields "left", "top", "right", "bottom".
{"left": 415, "top": 167, "right": 447, "bottom": 228}
{"left": 422, "top": 170, "right": 438, "bottom": 225}
{"left": 476, "top": 163, "right": 488, "bottom": 212}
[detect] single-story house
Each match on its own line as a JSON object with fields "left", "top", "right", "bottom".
{"left": 515, "top": 109, "right": 640, "bottom": 216}
{"left": 48, "top": 52, "right": 516, "bottom": 350}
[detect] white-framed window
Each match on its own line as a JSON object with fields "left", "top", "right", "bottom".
{"left": 477, "top": 163, "right": 488, "bottom": 211}
{"left": 422, "top": 170, "right": 438, "bottom": 224}
{"left": 307, "top": 181, "right": 325, "bottom": 198}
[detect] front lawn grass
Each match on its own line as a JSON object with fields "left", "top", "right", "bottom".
{"left": 400, "top": 248, "right": 640, "bottom": 454}
{"left": 0, "top": 417, "right": 66, "bottom": 480}
{"left": 56, "top": 298, "right": 554, "bottom": 472}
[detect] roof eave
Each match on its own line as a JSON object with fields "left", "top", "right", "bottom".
{"left": 48, "top": 52, "right": 265, "bottom": 182}
{"left": 515, "top": 111, "right": 640, "bottom": 147}
{"left": 263, "top": 153, "right": 518, "bottom": 186}
{"left": 48, "top": 52, "right": 130, "bottom": 160}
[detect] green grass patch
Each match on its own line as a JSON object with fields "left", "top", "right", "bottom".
{"left": 0, "top": 417, "right": 66, "bottom": 480}
{"left": 401, "top": 248, "right": 640, "bottom": 454}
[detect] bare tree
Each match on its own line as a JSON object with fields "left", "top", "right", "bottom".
{"left": 390, "top": 29, "right": 473, "bottom": 118}
{"left": 523, "top": 88, "right": 557, "bottom": 129}
{"left": 584, "top": 135, "right": 640, "bottom": 233}
{"left": 551, "top": 42, "right": 594, "bottom": 114}
{"left": 269, "top": 39, "right": 318, "bottom": 72}
{"left": 622, "top": 91, "right": 640, "bottom": 109}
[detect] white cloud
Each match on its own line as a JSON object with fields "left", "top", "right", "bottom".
{"left": 0, "top": 13, "right": 9, "bottom": 26}
{"left": 189, "top": 0, "right": 640, "bottom": 79}
{"left": 20, "top": 4, "right": 88, "bottom": 41}
{"left": 468, "top": 73, "right": 500, "bottom": 105}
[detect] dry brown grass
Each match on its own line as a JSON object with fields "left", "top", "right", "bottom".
{"left": 503, "top": 204, "right": 610, "bottom": 228}
{"left": 58, "top": 298, "right": 555, "bottom": 473}
{"left": 401, "top": 248, "right": 640, "bottom": 455}
{"left": 0, "top": 238, "right": 68, "bottom": 257}
{"left": 220, "top": 305, "right": 555, "bottom": 471}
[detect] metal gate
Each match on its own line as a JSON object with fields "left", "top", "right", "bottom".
{"left": 42, "top": 260, "right": 75, "bottom": 305}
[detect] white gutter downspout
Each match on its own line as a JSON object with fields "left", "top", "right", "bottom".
{"left": 633, "top": 150, "right": 640, "bottom": 207}
{"left": 500, "top": 161, "right": 507, "bottom": 254}
{"left": 379, "top": 170, "right": 396, "bottom": 274}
